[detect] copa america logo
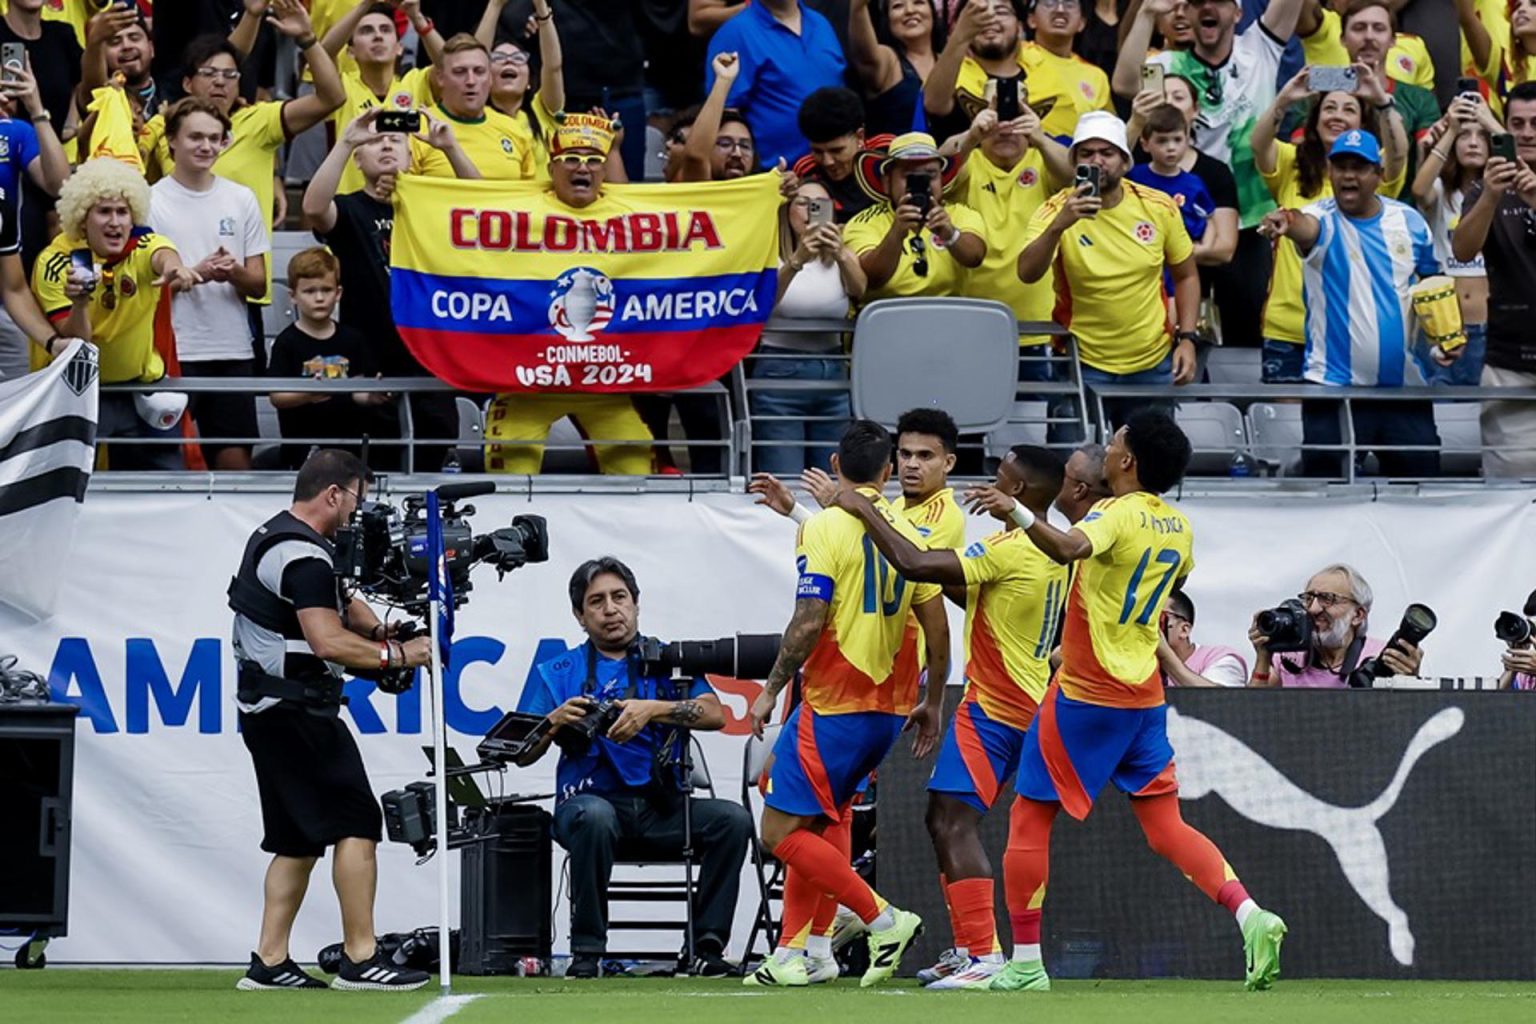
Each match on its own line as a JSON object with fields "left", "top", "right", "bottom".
{"left": 548, "top": 267, "right": 616, "bottom": 341}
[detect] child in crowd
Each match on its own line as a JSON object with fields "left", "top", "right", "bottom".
{"left": 266, "top": 247, "right": 395, "bottom": 469}
{"left": 1127, "top": 103, "right": 1219, "bottom": 304}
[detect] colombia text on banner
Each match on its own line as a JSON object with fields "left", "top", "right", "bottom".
{"left": 389, "top": 175, "right": 781, "bottom": 392}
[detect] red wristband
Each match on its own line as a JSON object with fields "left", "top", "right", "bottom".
{"left": 380, "top": 643, "right": 392, "bottom": 670}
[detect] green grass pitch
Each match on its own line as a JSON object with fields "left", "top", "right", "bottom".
{"left": 3, "top": 972, "right": 1535, "bottom": 1024}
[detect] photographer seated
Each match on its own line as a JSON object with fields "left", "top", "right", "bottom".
{"left": 1247, "top": 564, "right": 1425, "bottom": 688}
{"left": 1157, "top": 590, "right": 1249, "bottom": 687}
{"left": 517, "top": 557, "right": 752, "bottom": 979}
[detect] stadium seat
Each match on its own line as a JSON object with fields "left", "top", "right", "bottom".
{"left": 984, "top": 401, "right": 1049, "bottom": 461}
{"left": 1247, "top": 402, "right": 1304, "bottom": 477}
{"left": 455, "top": 397, "right": 485, "bottom": 472}
{"left": 1203, "top": 346, "right": 1263, "bottom": 387}
{"left": 260, "top": 280, "right": 296, "bottom": 344}
{"left": 251, "top": 397, "right": 283, "bottom": 470}
{"left": 1434, "top": 401, "right": 1482, "bottom": 477}
{"left": 740, "top": 723, "right": 784, "bottom": 963}
{"left": 1176, "top": 402, "right": 1248, "bottom": 475}
{"left": 573, "top": 738, "right": 714, "bottom": 966}
{"left": 851, "top": 298, "right": 1019, "bottom": 433}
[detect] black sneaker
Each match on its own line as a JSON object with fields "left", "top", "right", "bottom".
{"left": 331, "top": 948, "right": 431, "bottom": 991}
{"left": 235, "top": 952, "right": 328, "bottom": 990}
{"left": 567, "top": 955, "right": 601, "bottom": 979}
{"left": 688, "top": 950, "right": 736, "bottom": 977}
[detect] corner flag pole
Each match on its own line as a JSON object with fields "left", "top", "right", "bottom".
{"left": 425, "top": 489, "right": 453, "bottom": 993}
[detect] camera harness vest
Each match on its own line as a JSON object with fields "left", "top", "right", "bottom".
{"left": 580, "top": 640, "right": 690, "bottom": 793}
{"left": 227, "top": 511, "right": 348, "bottom": 714}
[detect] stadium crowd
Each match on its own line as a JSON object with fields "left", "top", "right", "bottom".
{"left": 3, "top": 0, "right": 1535, "bottom": 477}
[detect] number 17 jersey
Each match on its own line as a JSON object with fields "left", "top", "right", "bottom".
{"left": 1057, "top": 492, "right": 1194, "bottom": 709}
{"left": 795, "top": 488, "right": 943, "bottom": 717}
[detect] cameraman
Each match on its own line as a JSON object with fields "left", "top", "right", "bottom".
{"left": 1247, "top": 564, "right": 1424, "bottom": 688}
{"left": 517, "top": 557, "right": 752, "bottom": 979}
{"left": 1497, "top": 594, "right": 1536, "bottom": 691}
{"left": 229, "top": 449, "right": 431, "bottom": 992}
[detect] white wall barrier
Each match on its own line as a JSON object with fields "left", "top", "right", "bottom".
{"left": 2, "top": 487, "right": 1533, "bottom": 963}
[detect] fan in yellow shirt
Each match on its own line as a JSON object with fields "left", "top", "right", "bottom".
{"left": 1251, "top": 68, "right": 1407, "bottom": 380}
{"left": 477, "top": 0, "right": 565, "bottom": 180}
{"left": 317, "top": 2, "right": 442, "bottom": 194}
{"left": 949, "top": 103, "right": 1072, "bottom": 345}
{"left": 1298, "top": 2, "right": 1437, "bottom": 89}
{"left": 30, "top": 159, "right": 200, "bottom": 470}
{"left": 1460, "top": 0, "right": 1536, "bottom": 116}
{"left": 1019, "top": 113, "right": 1198, "bottom": 392}
{"left": 412, "top": 33, "right": 536, "bottom": 180}
{"left": 845, "top": 132, "right": 986, "bottom": 303}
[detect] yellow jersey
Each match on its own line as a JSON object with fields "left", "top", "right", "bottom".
{"left": 332, "top": 67, "right": 434, "bottom": 194}
{"left": 414, "top": 103, "right": 536, "bottom": 181}
{"left": 959, "top": 528, "right": 1068, "bottom": 728}
{"left": 954, "top": 42, "right": 1111, "bottom": 141}
{"left": 1, "top": 0, "right": 89, "bottom": 45}
{"left": 895, "top": 486, "right": 966, "bottom": 548}
{"left": 844, "top": 201, "right": 986, "bottom": 304}
{"left": 309, "top": 0, "right": 361, "bottom": 79}
{"left": 1301, "top": 10, "right": 1436, "bottom": 90}
{"left": 31, "top": 229, "right": 176, "bottom": 384}
{"left": 1260, "top": 141, "right": 1407, "bottom": 344}
{"left": 1024, "top": 180, "right": 1193, "bottom": 374}
{"left": 957, "top": 149, "right": 1056, "bottom": 344}
{"left": 796, "top": 488, "right": 943, "bottom": 716}
{"left": 1057, "top": 493, "right": 1194, "bottom": 709}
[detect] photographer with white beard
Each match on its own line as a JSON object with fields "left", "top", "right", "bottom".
{"left": 1247, "top": 564, "right": 1424, "bottom": 688}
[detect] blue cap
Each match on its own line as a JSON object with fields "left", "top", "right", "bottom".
{"left": 1328, "top": 129, "right": 1382, "bottom": 166}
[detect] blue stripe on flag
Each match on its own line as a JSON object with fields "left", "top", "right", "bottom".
{"left": 391, "top": 268, "right": 776, "bottom": 337}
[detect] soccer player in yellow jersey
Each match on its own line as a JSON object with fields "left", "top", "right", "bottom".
{"left": 414, "top": 33, "right": 537, "bottom": 181}
{"left": 748, "top": 407, "right": 964, "bottom": 979}
{"left": 747, "top": 421, "right": 950, "bottom": 989}
{"left": 965, "top": 410, "right": 1288, "bottom": 992}
{"left": 834, "top": 445, "right": 1069, "bottom": 990}
{"left": 318, "top": 1, "right": 443, "bottom": 195}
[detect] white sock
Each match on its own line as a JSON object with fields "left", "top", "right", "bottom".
{"left": 1235, "top": 899, "right": 1258, "bottom": 927}
{"left": 979, "top": 950, "right": 1005, "bottom": 964}
{"left": 1012, "top": 943, "right": 1041, "bottom": 963}
{"left": 806, "top": 935, "right": 831, "bottom": 959}
{"left": 870, "top": 907, "right": 897, "bottom": 932}
{"left": 772, "top": 946, "right": 802, "bottom": 964}
{"left": 953, "top": 945, "right": 969, "bottom": 958}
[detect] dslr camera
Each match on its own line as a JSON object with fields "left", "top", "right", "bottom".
{"left": 1256, "top": 598, "right": 1313, "bottom": 653}
{"left": 551, "top": 634, "right": 781, "bottom": 756}
{"left": 1494, "top": 590, "right": 1536, "bottom": 648}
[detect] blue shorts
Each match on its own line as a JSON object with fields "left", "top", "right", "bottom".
{"left": 765, "top": 704, "right": 905, "bottom": 819}
{"left": 1014, "top": 684, "right": 1177, "bottom": 820}
{"left": 927, "top": 699, "right": 1029, "bottom": 813}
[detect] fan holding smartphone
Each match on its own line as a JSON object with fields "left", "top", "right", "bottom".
{"left": 844, "top": 132, "right": 986, "bottom": 301}
{"left": 1018, "top": 112, "right": 1202, "bottom": 415}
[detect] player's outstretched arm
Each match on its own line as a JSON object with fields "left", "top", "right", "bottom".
{"left": 832, "top": 488, "right": 966, "bottom": 584}
{"left": 963, "top": 484, "right": 1091, "bottom": 565}
{"left": 749, "top": 597, "right": 827, "bottom": 737}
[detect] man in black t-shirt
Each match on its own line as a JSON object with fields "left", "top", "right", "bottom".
{"left": 2, "top": 0, "right": 79, "bottom": 271}
{"left": 1450, "top": 82, "right": 1536, "bottom": 480}
{"left": 792, "top": 86, "right": 877, "bottom": 223}
{"left": 302, "top": 108, "right": 479, "bottom": 469}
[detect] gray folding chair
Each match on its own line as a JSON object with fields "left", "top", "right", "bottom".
{"left": 850, "top": 298, "right": 1020, "bottom": 432}
{"left": 740, "top": 723, "right": 784, "bottom": 963}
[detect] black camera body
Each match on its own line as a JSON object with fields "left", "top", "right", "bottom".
{"left": 333, "top": 482, "right": 549, "bottom": 617}
{"left": 554, "top": 698, "right": 625, "bottom": 756}
{"left": 1257, "top": 598, "right": 1313, "bottom": 653}
{"left": 904, "top": 171, "right": 933, "bottom": 221}
{"left": 1495, "top": 611, "right": 1533, "bottom": 648}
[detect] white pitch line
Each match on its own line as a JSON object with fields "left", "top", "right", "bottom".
{"left": 399, "top": 993, "right": 484, "bottom": 1024}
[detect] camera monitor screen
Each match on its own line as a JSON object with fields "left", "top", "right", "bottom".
{"left": 476, "top": 710, "right": 549, "bottom": 765}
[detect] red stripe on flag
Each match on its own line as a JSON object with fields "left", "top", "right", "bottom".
{"left": 396, "top": 323, "right": 767, "bottom": 392}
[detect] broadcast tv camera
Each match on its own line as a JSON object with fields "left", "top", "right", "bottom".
{"left": 335, "top": 480, "right": 549, "bottom": 692}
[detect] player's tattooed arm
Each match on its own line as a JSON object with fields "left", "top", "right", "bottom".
{"left": 750, "top": 598, "right": 827, "bottom": 736}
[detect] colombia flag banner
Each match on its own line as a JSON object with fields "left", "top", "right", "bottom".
{"left": 389, "top": 174, "right": 781, "bottom": 393}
